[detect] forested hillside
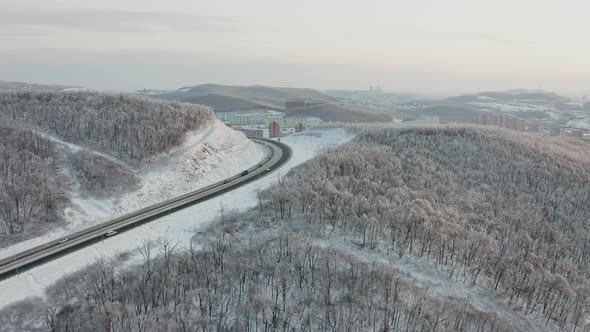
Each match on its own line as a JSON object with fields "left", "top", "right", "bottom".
{"left": 0, "top": 92, "right": 215, "bottom": 245}
{"left": 286, "top": 102, "right": 392, "bottom": 122}
{"left": 0, "top": 126, "right": 65, "bottom": 237}
{"left": 157, "top": 83, "right": 336, "bottom": 111}
{"left": 0, "top": 80, "right": 71, "bottom": 92}
{"left": 0, "top": 224, "right": 517, "bottom": 331}
{"left": 4, "top": 126, "right": 589, "bottom": 331}
{"left": 0, "top": 92, "right": 214, "bottom": 160}
{"left": 155, "top": 84, "right": 389, "bottom": 122}
{"left": 269, "top": 126, "right": 590, "bottom": 329}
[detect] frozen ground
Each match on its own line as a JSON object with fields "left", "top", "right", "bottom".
{"left": 0, "top": 120, "right": 263, "bottom": 260}
{"left": 0, "top": 128, "right": 355, "bottom": 309}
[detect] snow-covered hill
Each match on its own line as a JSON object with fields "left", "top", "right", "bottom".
{"left": 0, "top": 129, "right": 355, "bottom": 310}
{"left": 66, "top": 119, "right": 265, "bottom": 229}
{"left": 0, "top": 119, "right": 264, "bottom": 259}
{"left": 0, "top": 92, "right": 219, "bottom": 247}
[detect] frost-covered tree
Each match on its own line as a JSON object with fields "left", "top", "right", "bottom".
{"left": 4, "top": 125, "right": 590, "bottom": 330}
{"left": 0, "top": 91, "right": 215, "bottom": 243}
{"left": 0, "top": 125, "right": 63, "bottom": 238}
{"left": 265, "top": 126, "right": 590, "bottom": 328}
{"left": 0, "top": 91, "right": 214, "bottom": 160}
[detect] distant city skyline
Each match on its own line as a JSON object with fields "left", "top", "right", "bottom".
{"left": 0, "top": 0, "right": 589, "bottom": 97}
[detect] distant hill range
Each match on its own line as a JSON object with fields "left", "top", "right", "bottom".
{"left": 443, "top": 89, "right": 571, "bottom": 104}
{"left": 0, "top": 80, "right": 80, "bottom": 92}
{"left": 147, "top": 83, "right": 391, "bottom": 123}
{"left": 404, "top": 89, "right": 580, "bottom": 124}
{"left": 324, "top": 89, "right": 420, "bottom": 104}
{"left": 286, "top": 103, "right": 391, "bottom": 122}
{"left": 154, "top": 84, "right": 337, "bottom": 111}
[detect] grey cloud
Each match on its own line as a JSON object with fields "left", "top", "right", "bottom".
{"left": 0, "top": 27, "right": 53, "bottom": 36}
{"left": 389, "top": 29, "right": 533, "bottom": 47}
{"left": 0, "top": 8, "right": 240, "bottom": 35}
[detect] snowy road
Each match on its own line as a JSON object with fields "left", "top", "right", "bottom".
{"left": 0, "top": 138, "right": 289, "bottom": 281}
{"left": 0, "top": 128, "right": 354, "bottom": 309}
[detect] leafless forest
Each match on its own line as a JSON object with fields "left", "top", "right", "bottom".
{"left": 269, "top": 126, "right": 590, "bottom": 330}
{"left": 0, "top": 92, "right": 214, "bottom": 243}
{"left": 0, "top": 92, "right": 214, "bottom": 160}
{"left": 0, "top": 214, "right": 517, "bottom": 332}
{"left": 3, "top": 126, "right": 589, "bottom": 331}
{"left": 0, "top": 125, "right": 64, "bottom": 237}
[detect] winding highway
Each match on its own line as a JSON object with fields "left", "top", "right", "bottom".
{"left": 0, "top": 138, "right": 292, "bottom": 281}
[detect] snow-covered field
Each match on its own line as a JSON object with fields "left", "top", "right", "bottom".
{"left": 0, "top": 128, "right": 355, "bottom": 309}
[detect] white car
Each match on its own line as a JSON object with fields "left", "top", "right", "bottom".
{"left": 58, "top": 238, "right": 69, "bottom": 244}
{"left": 105, "top": 230, "right": 117, "bottom": 237}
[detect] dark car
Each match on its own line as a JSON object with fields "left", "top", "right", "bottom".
{"left": 241, "top": 170, "right": 249, "bottom": 176}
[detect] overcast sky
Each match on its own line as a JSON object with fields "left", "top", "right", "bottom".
{"left": 0, "top": 0, "right": 589, "bottom": 96}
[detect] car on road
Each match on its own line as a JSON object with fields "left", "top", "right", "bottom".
{"left": 105, "top": 230, "right": 117, "bottom": 237}
{"left": 58, "top": 238, "right": 68, "bottom": 244}
{"left": 241, "top": 170, "right": 249, "bottom": 176}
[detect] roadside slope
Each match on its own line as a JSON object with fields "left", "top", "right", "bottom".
{"left": 0, "top": 92, "right": 263, "bottom": 253}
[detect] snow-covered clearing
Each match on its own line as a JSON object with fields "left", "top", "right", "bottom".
{"left": 0, "top": 128, "right": 355, "bottom": 309}
{"left": 37, "top": 130, "right": 122, "bottom": 163}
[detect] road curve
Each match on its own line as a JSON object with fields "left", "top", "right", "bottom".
{"left": 0, "top": 138, "right": 292, "bottom": 281}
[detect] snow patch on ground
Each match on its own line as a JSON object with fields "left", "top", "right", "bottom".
{"left": 476, "top": 95, "right": 497, "bottom": 101}
{"left": 0, "top": 128, "right": 355, "bottom": 309}
{"left": 37, "top": 130, "right": 121, "bottom": 163}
